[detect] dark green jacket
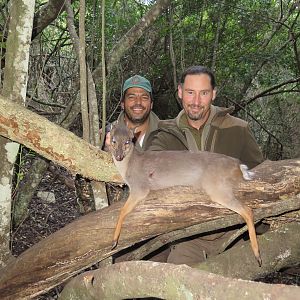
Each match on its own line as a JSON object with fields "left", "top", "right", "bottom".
{"left": 116, "top": 111, "right": 160, "bottom": 151}
{"left": 145, "top": 105, "right": 263, "bottom": 169}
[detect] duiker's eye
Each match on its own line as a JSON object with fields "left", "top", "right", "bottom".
{"left": 125, "top": 140, "right": 130, "bottom": 145}
{"left": 112, "top": 138, "right": 116, "bottom": 144}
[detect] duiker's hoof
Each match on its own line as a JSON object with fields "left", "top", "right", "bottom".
{"left": 111, "top": 240, "right": 118, "bottom": 250}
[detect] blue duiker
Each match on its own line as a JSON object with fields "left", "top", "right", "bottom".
{"left": 109, "top": 123, "right": 261, "bottom": 266}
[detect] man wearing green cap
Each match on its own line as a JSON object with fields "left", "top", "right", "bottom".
{"left": 105, "top": 75, "right": 159, "bottom": 150}
{"left": 107, "top": 76, "right": 166, "bottom": 262}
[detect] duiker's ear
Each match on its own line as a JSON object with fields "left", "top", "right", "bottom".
{"left": 132, "top": 126, "right": 139, "bottom": 134}
{"left": 130, "top": 126, "right": 142, "bottom": 144}
{"left": 111, "top": 121, "right": 118, "bottom": 131}
{"left": 128, "top": 127, "right": 135, "bottom": 140}
{"left": 105, "top": 123, "right": 113, "bottom": 134}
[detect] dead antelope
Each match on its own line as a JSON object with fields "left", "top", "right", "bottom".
{"left": 109, "top": 123, "right": 262, "bottom": 266}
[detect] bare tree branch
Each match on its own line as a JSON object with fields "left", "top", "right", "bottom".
{"left": 32, "top": 0, "right": 70, "bottom": 39}
{"left": 0, "top": 94, "right": 120, "bottom": 182}
{"left": 235, "top": 77, "right": 300, "bottom": 113}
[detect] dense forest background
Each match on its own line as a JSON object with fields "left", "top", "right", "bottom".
{"left": 0, "top": 0, "right": 299, "bottom": 299}
{"left": 1, "top": 0, "right": 299, "bottom": 158}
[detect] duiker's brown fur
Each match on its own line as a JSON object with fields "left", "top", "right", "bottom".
{"left": 110, "top": 124, "right": 261, "bottom": 266}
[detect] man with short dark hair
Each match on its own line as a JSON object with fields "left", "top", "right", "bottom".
{"left": 145, "top": 65, "right": 264, "bottom": 265}
{"left": 107, "top": 75, "right": 165, "bottom": 262}
{"left": 106, "top": 75, "right": 159, "bottom": 150}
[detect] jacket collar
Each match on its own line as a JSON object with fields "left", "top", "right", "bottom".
{"left": 174, "top": 105, "right": 234, "bottom": 127}
{"left": 172, "top": 105, "right": 234, "bottom": 151}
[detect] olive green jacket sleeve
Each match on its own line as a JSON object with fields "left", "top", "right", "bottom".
{"left": 145, "top": 107, "right": 264, "bottom": 169}
{"left": 240, "top": 125, "right": 264, "bottom": 169}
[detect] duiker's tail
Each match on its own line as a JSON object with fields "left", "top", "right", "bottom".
{"left": 240, "top": 164, "right": 255, "bottom": 181}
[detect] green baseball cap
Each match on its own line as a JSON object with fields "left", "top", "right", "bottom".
{"left": 122, "top": 75, "right": 152, "bottom": 95}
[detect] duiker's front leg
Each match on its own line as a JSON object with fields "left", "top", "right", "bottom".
{"left": 112, "top": 188, "right": 149, "bottom": 249}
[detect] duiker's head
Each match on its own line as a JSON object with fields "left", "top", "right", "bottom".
{"left": 110, "top": 124, "right": 134, "bottom": 161}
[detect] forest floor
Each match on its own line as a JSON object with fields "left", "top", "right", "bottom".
{"left": 11, "top": 163, "right": 300, "bottom": 299}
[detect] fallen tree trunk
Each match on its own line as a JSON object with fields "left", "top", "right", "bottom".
{"left": 115, "top": 196, "right": 300, "bottom": 262}
{"left": 0, "top": 94, "right": 120, "bottom": 182}
{"left": 58, "top": 261, "right": 300, "bottom": 300}
{"left": 0, "top": 159, "right": 299, "bottom": 299}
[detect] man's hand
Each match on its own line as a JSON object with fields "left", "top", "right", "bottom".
{"left": 100, "top": 124, "right": 111, "bottom": 152}
{"left": 104, "top": 131, "right": 111, "bottom": 151}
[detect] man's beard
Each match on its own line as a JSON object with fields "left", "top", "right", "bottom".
{"left": 124, "top": 105, "right": 151, "bottom": 124}
{"left": 187, "top": 105, "right": 209, "bottom": 121}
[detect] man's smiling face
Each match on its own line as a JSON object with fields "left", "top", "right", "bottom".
{"left": 122, "top": 87, "right": 152, "bottom": 124}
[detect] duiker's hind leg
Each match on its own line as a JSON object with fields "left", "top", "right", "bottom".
{"left": 112, "top": 189, "right": 149, "bottom": 249}
{"left": 205, "top": 185, "right": 262, "bottom": 266}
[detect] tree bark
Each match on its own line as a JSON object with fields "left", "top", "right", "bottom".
{"left": 65, "top": 0, "right": 107, "bottom": 213}
{"left": 32, "top": 0, "right": 69, "bottom": 39}
{"left": 59, "top": 261, "right": 300, "bottom": 300}
{"left": 78, "top": 0, "right": 90, "bottom": 142}
{"left": 0, "top": 158, "right": 298, "bottom": 299}
{"left": 0, "top": 0, "right": 35, "bottom": 267}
